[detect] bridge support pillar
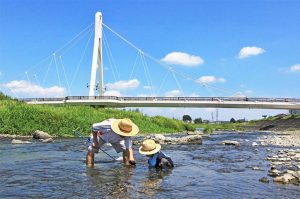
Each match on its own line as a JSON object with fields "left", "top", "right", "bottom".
{"left": 89, "top": 12, "right": 103, "bottom": 96}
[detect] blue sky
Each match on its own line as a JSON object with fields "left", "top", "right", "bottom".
{"left": 0, "top": 0, "right": 299, "bottom": 120}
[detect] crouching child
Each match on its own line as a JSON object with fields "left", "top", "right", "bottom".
{"left": 139, "top": 139, "right": 174, "bottom": 169}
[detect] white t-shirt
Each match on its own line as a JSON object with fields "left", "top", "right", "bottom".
{"left": 92, "top": 118, "right": 132, "bottom": 149}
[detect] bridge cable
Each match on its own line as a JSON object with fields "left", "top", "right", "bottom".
{"left": 170, "top": 69, "right": 186, "bottom": 98}
{"left": 55, "top": 23, "right": 94, "bottom": 55}
{"left": 59, "top": 56, "right": 71, "bottom": 95}
{"left": 42, "top": 56, "right": 54, "bottom": 86}
{"left": 53, "top": 53, "right": 62, "bottom": 88}
{"left": 102, "top": 23, "right": 240, "bottom": 97}
{"left": 140, "top": 51, "right": 155, "bottom": 96}
{"left": 102, "top": 30, "right": 120, "bottom": 81}
{"left": 129, "top": 51, "right": 140, "bottom": 80}
{"left": 157, "top": 70, "right": 170, "bottom": 95}
{"left": 103, "top": 31, "right": 118, "bottom": 82}
{"left": 70, "top": 30, "right": 94, "bottom": 88}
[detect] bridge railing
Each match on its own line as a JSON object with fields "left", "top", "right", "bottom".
{"left": 20, "top": 96, "right": 300, "bottom": 103}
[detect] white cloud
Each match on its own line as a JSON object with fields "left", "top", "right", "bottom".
{"left": 104, "top": 90, "right": 122, "bottom": 97}
{"left": 238, "top": 46, "right": 265, "bottom": 59}
{"left": 165, "top": 89, "right": 181, "bottom": 97}
{"left": 196, "top": 76, "right": 226, "bottom": 84}
{"left": 0, "top": 80, "right": 65, "bottom": 98}
{"left": 161, "top": 52, "right": 204, "bottom": 66}
{"left": 289, "top": 64, "right": 300, "bottom": 72}
{"left": 105, "top": 79, "right": 140, "bottom": 91}
{"left": 245, "top": 90, "right": 253, "bottom": 94}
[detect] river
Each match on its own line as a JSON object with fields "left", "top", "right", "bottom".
{"left": 1, "top": 131, "right": 300, "bottom": 198}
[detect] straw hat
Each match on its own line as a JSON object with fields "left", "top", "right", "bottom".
{"left": 111, "top": 118, "right": 139, "bottom": 137}
{"left": 139, "top": 139, "right": 161, "bottom": 155}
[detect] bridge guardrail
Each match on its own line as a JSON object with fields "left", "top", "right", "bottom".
{"left": 20, "top": 96, "right": 300, "bottom": 103}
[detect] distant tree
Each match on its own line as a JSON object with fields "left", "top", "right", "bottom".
{"left": 230, "top": 118, "right": 236, "bottom": 123}
{"left": 194, "top": 117, "right": 203, "bottom": 124}
{"left": 262, "top": 115, "right": 268, "bottom": 119}
{"left": 182, "top": 115, "right": 192, "bottom": 123}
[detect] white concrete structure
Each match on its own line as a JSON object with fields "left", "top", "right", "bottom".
{"left": 25, "top": 97, "right": 300, "bottom": 110}
{"left": 89, "top": 12, "right": 103, "bottom": 96}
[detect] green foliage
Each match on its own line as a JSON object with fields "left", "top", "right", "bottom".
{"left": 0, "top": 92, "right": 12, "bottom": 100}
{"left": 182, "top": 114, "right": 192, "bottom": 122}
{"left": 203, "top": 126, "right": 213, "bottom": 134}
{"left": 0, "top": 99, "right": 195, "bottom": 137}
{"left": 230, "top": 118, "right": 236, "bottom": 123}
{"left": 194, "top": 117, "right": 202, "bottom": 124}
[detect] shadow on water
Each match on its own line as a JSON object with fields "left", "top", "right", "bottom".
{"left": 1, "top": 132, "right": 300, "bottom": 198}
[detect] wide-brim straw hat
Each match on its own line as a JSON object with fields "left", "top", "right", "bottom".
{"left": 111, "top": 118, "right": 139, "bottom": 137}
{"left": 139, "top": 139, "right": 161, "bottom": 155}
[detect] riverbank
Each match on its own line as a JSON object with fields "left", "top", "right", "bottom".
{"left": 0, "top": 96, "right": 194, "bottom": 137}
{"left": 257, "top": 130, "right": 300, "bottom": 147}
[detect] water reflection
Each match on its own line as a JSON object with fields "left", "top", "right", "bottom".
{"left": 140, "top": 168, "right": 172, "bottom": 197}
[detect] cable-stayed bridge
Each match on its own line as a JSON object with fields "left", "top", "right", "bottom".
{"left": 16, "top": 12, "right": 300, "bottom": 110}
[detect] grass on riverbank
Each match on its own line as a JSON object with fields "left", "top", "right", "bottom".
{"left": 195, "top": 122, "right": 247, "bottom": 132}
{"left": 0, "top": 99, "right": 195, "bottom": 137}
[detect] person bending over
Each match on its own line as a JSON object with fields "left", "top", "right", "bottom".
{"left": 86, "top": 118, "right": 139, "bottom": 167}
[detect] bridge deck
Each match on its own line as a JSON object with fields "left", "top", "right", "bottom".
{"left": 21, "top": 96, "right": 300, "bottom": 110}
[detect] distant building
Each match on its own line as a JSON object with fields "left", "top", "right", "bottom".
{"left": 289, "top": 110, "right": 300, "bottom": 115}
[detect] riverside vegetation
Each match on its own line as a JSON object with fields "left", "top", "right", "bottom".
{"left": 0, "top": 93, "right": 195, "bottom": 137}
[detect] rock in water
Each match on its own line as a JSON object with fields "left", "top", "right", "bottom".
{"left": 259, "top": 177, "right": 269, "bottom": 183}
{"left": 221, "top": 140, "right": 240, "bottom": 146}
{"left": 11, "top": 139, "right": 32, "bottom": 144}
{"left": 42, "top": 138, "right": 54, "bottom": 143}
{"left": 33, "top": 130, "right": 52, "bottom": 139}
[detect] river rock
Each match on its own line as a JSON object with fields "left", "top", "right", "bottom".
{"left": 273, "top": 173, "right": 295, "bottom": 184}
{"left": 168, "top": 135, "right": 202, "bottom": 145}
{"left": 11, "top": 139, "right": 32, "bottom": 144}
{"left": 221, "top": 140, "right": 240, "bottom": 146}
{"left": 33, "top": 130, "right": 52, "bottom": 139}
{"left": 145, "top": 134, "right": 202, "bottom": 145}
{"left": 41, "top": 138, "right": 54, "bottom": 143}
{"left": 259, "top": 177, "right": 269, "bottom": 183}
{"left": 268, "top": 169, "right": 281, "bottom": 177}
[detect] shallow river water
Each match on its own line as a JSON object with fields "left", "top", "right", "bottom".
{"left": 1, "top": 131, "right": 300, "bottom": 198}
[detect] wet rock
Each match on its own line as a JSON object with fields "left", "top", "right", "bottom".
{"left": 221, "top": 140, "right": 240, "bottom": 146}
{"left": 252, "top": 166, "right": 261, "bottom": 170}
{"left": 273, "top": 173, "right": 295, "bottom": 184}
{"left": 259, "top": 177, "right": 269, "bottom": 183}
{"left": 145, "top": 134, "right": 166, "bottom": 144}
{"left": 41, "top": 138, "right": 53, "bottom": 143}
{"left": 33, "top": 130, "right": 52, "bottom": 139}
{"left": 172, "top": 135, "right": 202, "bottom": 144}
{"left": 145, "top": 134, "right": 202, "bottom": 145}
{"left": 252, "top": 142, "right": 259, "bottom": 146}
{"left": 268, "top": 169, "right": 281, "bottom": 177}
{"left": 11, "top": 139, "right": 32, "bottom": 144}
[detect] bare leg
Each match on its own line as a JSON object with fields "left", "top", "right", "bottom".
{"left": 86, "top": 151, "right": 94, "bottom": 167}
{"left": 123, "top": 148, "right": 135, "bottom": 165}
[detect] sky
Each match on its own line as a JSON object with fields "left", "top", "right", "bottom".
{"left": 0, "top": 0, "right": 300, "bottom": 121}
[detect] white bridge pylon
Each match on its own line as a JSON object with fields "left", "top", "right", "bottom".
{"left": 89, "top": 12, "right": 103, "bottom": 96}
